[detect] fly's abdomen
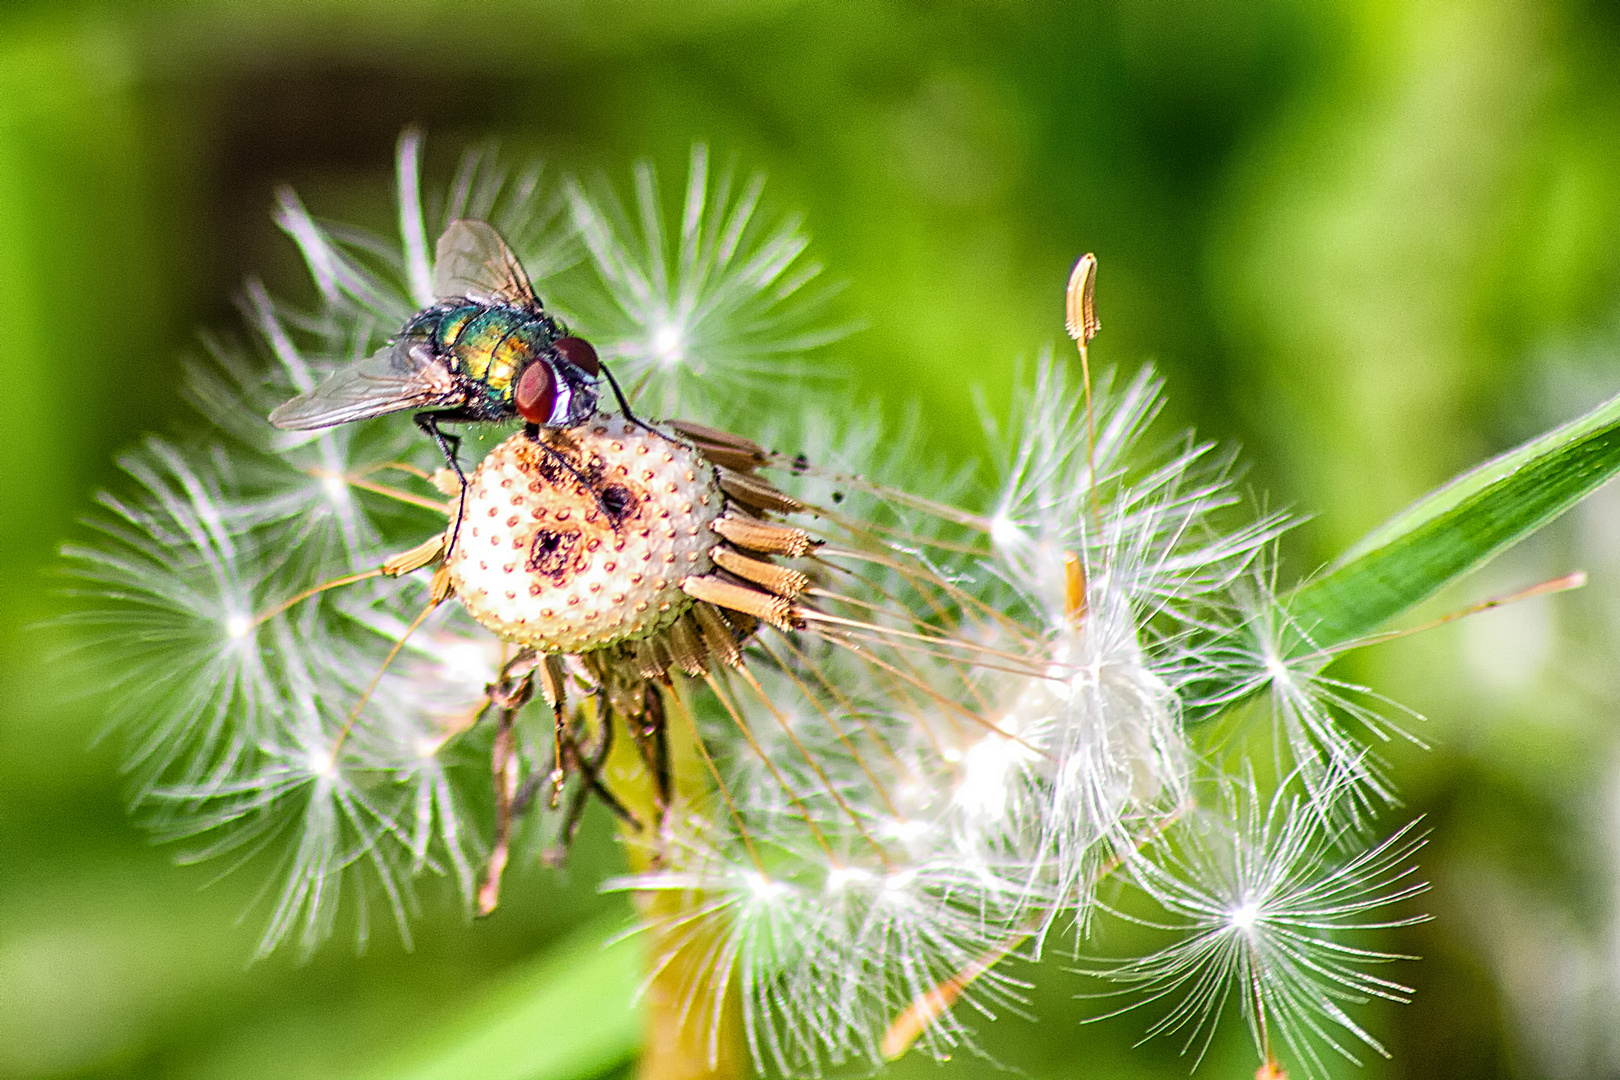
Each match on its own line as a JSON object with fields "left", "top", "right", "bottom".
{"left": 490, "top": 324, "right": 551, "bottom": 395}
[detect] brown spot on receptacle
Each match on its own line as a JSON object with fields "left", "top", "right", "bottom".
{"left": 527, "top": 528, "right": 579, "bottom": 579}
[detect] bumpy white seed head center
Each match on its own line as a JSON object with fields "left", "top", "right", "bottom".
{"left": 446, "top": 417, "right": 723, "bottom": 654}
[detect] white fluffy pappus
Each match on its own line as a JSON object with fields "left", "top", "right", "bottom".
{"left": 1084, "top": 778, "right": 1430, "bottom": 1078}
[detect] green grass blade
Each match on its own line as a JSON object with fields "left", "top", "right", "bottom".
{"left": 369, "top": 916, "right": 643, "bottom": 1080}
{"left": 1289, "top": 390, "right": 1620, "bottom": 650}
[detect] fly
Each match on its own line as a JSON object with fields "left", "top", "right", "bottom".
{"left": 269, "top": 219, "right": 647, "bottom": 552}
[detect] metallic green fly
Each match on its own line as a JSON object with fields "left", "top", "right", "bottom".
{"left": 270, "top": 219, "right": 644, "bottom": 549}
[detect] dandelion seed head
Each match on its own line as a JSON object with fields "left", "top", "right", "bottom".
{"left": 66, "top": 128, "right": 1443, "bottom": 1078}
{"left": 557, "top": 145, "right": 853, "bottom": 424}
{"left": 1205, "top": 562, "right": 1421, "bottom": 829}
{"left": 883, "top": 871, "right": 916, "bottom": 902}
{"left": 884, "top": 817, "right": 932, "bottom": 843}
{"left": 989, "top": 510, "right": 1026, "bottom": 554}
{"left": 745, "top": 871, "right": 792, "bottom": 903}
{"left": 306, "top": 745, "right": 337, "bottom": 779}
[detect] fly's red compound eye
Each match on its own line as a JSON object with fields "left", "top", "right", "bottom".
{"left": 553, "top": 336, "right": 600, "bottom": 377}
{"left": 514, "top": 360, "right": 558, "bottom": 425}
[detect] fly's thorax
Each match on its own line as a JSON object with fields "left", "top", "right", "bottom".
{"left": 444, "top": 305, "right": 553, "bottom": 396}
{"left": 445, "top": 418, "right": 724, "bottom": 654}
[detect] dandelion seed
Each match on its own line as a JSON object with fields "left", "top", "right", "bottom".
{"left": 1194, "top": 559, "right": 1425, "bottom": 827}
{"left": 1087, "top": 779, "right": 1430, "bottom": 1078}
{"left": 558, "top": 144, "right": 855, "bottom": 423}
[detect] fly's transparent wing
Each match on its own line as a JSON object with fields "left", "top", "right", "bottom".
{"left": 432, "top": 219, "right": 538, "bottom": 308}
{"left": 268, "top": 342, "right": 459, "bottom": 430}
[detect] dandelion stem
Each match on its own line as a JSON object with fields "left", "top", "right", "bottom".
{"left": 770, "top": 634, "right": 907, "bottom": 772}
{"left": 362, "top": 460, "right": 435, "bottom": 482}
{"left": 883, "top": 804, "right": 1187, "bottom": 1059}
{"left": 755, "top": 638, "right": 901, "bottom": 816}
{"left": 1066, "top": 253, "right": 1102, "bottom": 529}
{"left": 818, "top": 635, "right": 1051, "bottom": 756}
{"left": 812, "top": 545, "right": 1036, "bottom": 643}
{"left": 1310, "top": 570, "right": 1586, "bottom": 659}
{"left": 796, "top": 608, "right": 1046, "bottom": 672}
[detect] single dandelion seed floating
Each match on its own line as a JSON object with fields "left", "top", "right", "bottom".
{"left": 1084, "top": 778, "right": 1430, "bottom": 1079}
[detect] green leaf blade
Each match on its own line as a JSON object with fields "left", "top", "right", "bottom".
{"left": 1289, "top": 391, "right": 1620, "bottom": 651}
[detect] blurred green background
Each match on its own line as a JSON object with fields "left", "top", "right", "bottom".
{"left": 6, "top": 1, "right": 1620, "bottom": 1077}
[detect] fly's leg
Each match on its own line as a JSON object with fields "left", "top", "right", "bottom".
{"left": 416, "top": 411, "right": 470, "bottom": 559}
{"left": 476, "top": 647, "right": 539, "bottom": 918}
{"left": 600, "top": 362, "right": 659, "bottom": 436}
{"left": 524, "top": 424, "right": 618, "bottom": 525}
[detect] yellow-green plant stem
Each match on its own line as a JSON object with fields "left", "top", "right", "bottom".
{"left": 598, "top": 681, "right": 747, "bottom": 1080}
